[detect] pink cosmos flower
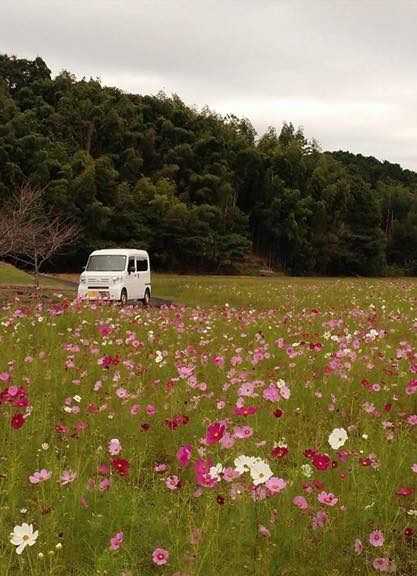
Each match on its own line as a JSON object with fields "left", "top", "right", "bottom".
{"left": 266, "top": 477, "right": 287, "bottom": 494}
{"left": 369, "top": 530, "right": 385, "bottom": 547}
{"left": 29, "top": 469, "right": 52, "bottom": 484}
{"left": 60, "top": 470, "right": 77, "bottom": 485}
{"left": 223, "top": 466, "right": 240, "bottom": 482}
{"left": 165, "top": 475, "right": 181, "bottom": 490}
{"left": 205, "top": 422, "right": 225, "bottom": 444}
{"left": 176, "top": 444, "right": 193, "bottom": 467}
{"left": 258, "top": 525, "right": 271, "bottom": 538}
{"left": 238, "top": 382, "right": 256, "bottom": 396}
{"left": 109, "top": 532, "right": 123, "bottom": 551}
{"left": 152, "top": 548, "right": 169, "bottom": 565}
{"left": 412, "top": 463, "right": 417, "bottom": 473}
{"left": 99, "top": 478, "right": 112, "bottom": 492}
{"left": 293, "top": 496, "right": 308, "bottom": 509}
{"left": 220, "top": 433, "right": 235, "bottom": 449}
{"left": 108, "top": 438, "right": 122, "bottom": 456}
{"left": 233, "top": 425, "right": 253, "bottom": 439}
{"left": 263, "top": 383, "right": 280, "bottom": 402}
{"left": 154, "top": 463, "right": 167, "bottom": 473}
{"left": 130, "top": 404, "right": 141, "bottom": 415}
{"left": 354, "top": 538, "right": 363, "bottom": 555}
{"left": 317, "top": 491, "right": 338, "bottom": 506}
{"left": 407, "top": 415, "right": 417, "bottom": 425}
{"left": 373, "top": 557, "right": 391, "bottom": 572}
{"left": 312, "top": 511, "right": 328, "bottom": 529}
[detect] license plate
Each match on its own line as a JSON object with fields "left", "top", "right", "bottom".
{"left": 87, "top": 290, "right": 99, "bottom": 298}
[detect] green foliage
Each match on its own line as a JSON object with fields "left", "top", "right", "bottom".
{"left": 1, "top": 54, "right": 417, "bottom": 275}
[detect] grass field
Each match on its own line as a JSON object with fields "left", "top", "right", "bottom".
{"left": 1, "top": 275, "right": 417, "bottom": 575}
{"left": 0, "top": 263, "right": 74, "bottom": 290}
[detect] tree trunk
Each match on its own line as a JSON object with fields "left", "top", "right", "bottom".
{"left": 34, "top": 252, "right": 40, "bottom": 289}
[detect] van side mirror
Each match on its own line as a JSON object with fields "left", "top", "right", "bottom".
{"left": 128, "top": 265, "right": 135, "bottom": 274}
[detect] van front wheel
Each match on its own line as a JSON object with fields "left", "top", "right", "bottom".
{"left": 120, "top": 289, "right": 128, "bottom": 306}
{"left": 142, "top": 289, "right": 150, "bottom": 306}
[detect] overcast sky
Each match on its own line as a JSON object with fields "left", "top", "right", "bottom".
{"left": 1, "top": 0, "right": 417, "bottom": 170}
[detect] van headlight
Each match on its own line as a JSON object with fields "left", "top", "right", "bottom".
{"left": 112, "top": 276, "right": 123, "bottom": 284}
{"left": 80, "top": 276, "right": 86, "bottom": 284}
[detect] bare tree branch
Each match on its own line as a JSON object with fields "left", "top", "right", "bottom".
{"left": 1, "top": 184, "right": 80, "bottom": 287}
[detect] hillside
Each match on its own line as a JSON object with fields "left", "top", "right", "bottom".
{"left": 1, "top": 54, "right": 417, "bottom": 275}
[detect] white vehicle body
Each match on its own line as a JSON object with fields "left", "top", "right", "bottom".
{"left": 77, "top": 249, "right": 151, "bottom": 305}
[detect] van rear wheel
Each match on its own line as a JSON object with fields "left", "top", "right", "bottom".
{"left": 142, "top": 289, "right": 150, "bottom": 306}
{"left": 120, "top": 289, "right": 128, "bottom": 306}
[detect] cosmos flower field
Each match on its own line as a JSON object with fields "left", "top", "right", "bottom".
{"left": 1, "top": 277, "right": 417, "bottom": 575}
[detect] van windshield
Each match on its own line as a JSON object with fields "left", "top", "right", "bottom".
{"left": 86, "top": 255, "right": 127, "bottom": 272}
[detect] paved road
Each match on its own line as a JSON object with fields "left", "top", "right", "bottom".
{"left": 41, "top": 275, "right": 173, "bottom": 308}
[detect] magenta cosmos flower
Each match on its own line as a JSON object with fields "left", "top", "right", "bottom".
{"left": 176, "top": 444, "right": 193, "bottom": 467}
{"left": 205, "top": 422, "right": 225, "bottom": 444}
{"left": 152, "top": 548, "right": 169, "bottom": 565}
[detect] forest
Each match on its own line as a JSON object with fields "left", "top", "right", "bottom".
{"left": 1, "top": 54, "right": 417, "bottom": 275}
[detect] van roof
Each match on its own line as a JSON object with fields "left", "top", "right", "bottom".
{"left": 89, "top": 249, "right": 149, "bottom": 257}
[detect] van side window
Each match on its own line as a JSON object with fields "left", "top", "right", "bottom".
{"left": 136, "top": 258, "right": 148, "bottom": 272}
{"left": 128, "top": 258, "right": 135, "bottom": 272}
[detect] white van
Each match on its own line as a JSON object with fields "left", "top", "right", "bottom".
{"left": 77, "top": 249, "right": 151, "bottom": 305}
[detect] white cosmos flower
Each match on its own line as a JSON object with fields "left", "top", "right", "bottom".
{"left": 209, "top": 463, "right": 223, "bottom": 481}
{"left": 234, "top": 455, "right": 257, "bottom": 474}
{"left": 249, "top": 459, "right": 273, "bottom": 486}
{"left": 10, "top": 523, "right": 38, "bottom": 555}
{"left": 328, "top": 427, "right": 348, "bottom": 450}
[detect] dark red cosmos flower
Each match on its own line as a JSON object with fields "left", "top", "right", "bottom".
{"left": 216, "top": 495, "right": 225, "bottom": 505}
{"left": 111, "top": 459, "right": 130, "bottom": 476}
{"left": 404, "top": 527, "right": 414, "bottom": 538}
{"left": 101, "top": 355, "right": 119, "bottom": 369}
{"left": 303, "top": 448, "right": 318, "bottom": 459}
{"left": 311, "top": 454, "right": 330, "bottom": 471}
{"left": 11, "top": 413, "right": 25, "bottom": 429}
{"left": 141, "top": 423, "right": 150, "bottom": 430}
{"left": 359, "top": 457, "right": 372, "bottom": 467}
{"left": 164, "top": 419, "right": 178, "bottom": 430}
{"left": 384, "top": 403, "right": 392, "bottom": 412}
{"left": 54, "top": 423, "right": 69, "bottom": 433}
{"left": 273, "top": 408, "right": 284, "bottom": 418}
{"left": 271, "top": 446, "right": 288, "bottom": 459}
{"left": 395, "top": 487, "right": 415, "bottom": 497}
